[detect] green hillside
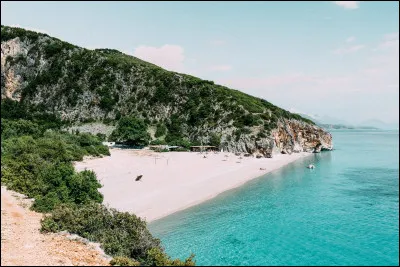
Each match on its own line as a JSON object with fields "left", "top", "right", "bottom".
{"left": 1, "top": 25, "right": 314, "bottom": 148}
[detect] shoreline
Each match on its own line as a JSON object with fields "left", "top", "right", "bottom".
{"left": 74, "top": 149, "right": 313, "bottom": 222}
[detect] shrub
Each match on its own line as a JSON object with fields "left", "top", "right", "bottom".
{"left": 150, "top": 139, "right": 167, "bottom": 145}
{"left": 1, "top": 131, "right": 107, "bottom": 212}
{"left": 110, "top": 256, "right": 140, "bottom": 266}
{"left": 165, "top": 137, "right": 192, "bottom": 149}
{"left": 144, "top": 247, "right": 195, "bottom": 266}
{"left": 96, "top": 133, "right": 107, "bottom": 141}
{"left": 209, "top": 133, "right": 221, "bottom": 147}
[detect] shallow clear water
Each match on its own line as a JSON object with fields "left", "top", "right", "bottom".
{"left": 149, "top": 130, "right": 399, "bottom": 266}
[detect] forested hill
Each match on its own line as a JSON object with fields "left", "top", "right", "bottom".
{"left": 1, "top": 25, "right": 333, "bottom": 155}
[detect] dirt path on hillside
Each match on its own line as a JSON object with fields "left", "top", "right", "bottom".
{"left": 1, "top": 186, "right": 111, "bottom": 266}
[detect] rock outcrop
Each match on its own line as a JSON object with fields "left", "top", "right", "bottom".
{"left": 220, "top": 119, "right": 332, "bottom": 157}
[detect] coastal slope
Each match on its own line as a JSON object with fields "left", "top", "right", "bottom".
{"left": 1, "top": 186, "right": 111, "bottom": 266}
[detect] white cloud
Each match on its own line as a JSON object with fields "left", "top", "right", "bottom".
{"left": 208, "top": 64, "right": 232, "bottom": 71}
{"left": 365, "top": 32, "right": 399, "bottom": 87}
{"left": 346, "top": 36, "right": 355, "bottom": 43}
{"left": 133, "top": 44, "right": 185, "bottom": 72}
{"left": 362, "top": 68, "right": 384, "bottom": 75}
{"left": 333, "top": 44, "right": 365, "bottom": 55}
{"left": 187, "top": 58, "right": 197, "bottom": 64}
{"left": 384, "top": 32, "right": 399, "bottom": 41}
{"left": 10, "top": 24, "right": 48, "bottom": 34}
{"left": 377, "top": 32, "right": 399, "bottom": 50}
{"left": 333, "top": 1, "right": 360, "bottom": 9}
{"left": 210, "top": 40, "right": 226, "bottom": 46}
{"left": 333, "top": 36, "right": 365, "bottom": 55}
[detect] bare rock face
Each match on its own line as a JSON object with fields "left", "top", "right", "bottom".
{"left": 220, "top": 119, "right": 333, "bottom": 157}
{"left": 274, "top": 119, "right": 333, "bottom": 154}
{"left": 1, "top": 38, "right": 26, "bottom": 100}
{"left": 314, "top": 144, "right": 322, "bottom": 153}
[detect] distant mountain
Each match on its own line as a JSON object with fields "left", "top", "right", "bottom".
{"left": 313, "top": 115, "right": 349, "bottom": 126}
{"left": 294, "top": 113, "right": 348, "bottom": 126}
{"left": 318, "top": 124, "right": 379, "bottom": 130}
{"left": 295, "top": 113, "right": 381, "bottom": 130}
{"left": 358, "top": 119, "right": 399, "bottom": 130}
{"left": 294, "top": 113, "right": 322, "bottom": 124}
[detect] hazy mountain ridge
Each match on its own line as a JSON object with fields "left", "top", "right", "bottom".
{"left": 295, "top": 113, "right": 398, "bottom": 130}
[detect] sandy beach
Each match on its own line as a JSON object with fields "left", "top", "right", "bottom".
{"left": 74, "top": 149, "right": 312, "bottom": 222}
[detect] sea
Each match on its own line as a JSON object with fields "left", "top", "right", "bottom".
{"left": 149, "top": 130, "right": 399, "bottom": 266}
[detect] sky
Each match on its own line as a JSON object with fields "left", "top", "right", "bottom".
{"left": 1, "top": 1, "right": 399, "bottom": 125}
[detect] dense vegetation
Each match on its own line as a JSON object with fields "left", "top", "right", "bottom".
{"left": 0, "top": 99, "right": 195, "bottom": 265}
{"left": 1, "top": 25, "right": 315, "bottom": 149}
{"left": 1, "top": 113, "right": 108, "bottom": 212}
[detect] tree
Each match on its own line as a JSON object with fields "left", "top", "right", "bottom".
{"left": 110, "top": 116, "right": 150, "bottom": 146}
{"left": 209, "top": 133, "right": 221, "bottom": 147}
{"left": 155, "top": 123, "right": 167, "bottom": 138}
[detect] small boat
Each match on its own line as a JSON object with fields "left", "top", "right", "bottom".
{"left": 307, "top": 164, "right": 315, "bottom": 169}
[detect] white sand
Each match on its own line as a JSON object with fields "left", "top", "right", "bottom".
{"left": 74, "top": 149, "right": 311, "bottom": 222}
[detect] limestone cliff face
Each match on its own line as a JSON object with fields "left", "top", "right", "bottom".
{"left": 220, "top": 119, "right": 333, "bottom": 156}
{"left": 1, "top": 37, "right": 26, "bottom": 100}
{"left": 1, "top": 26, "right": 333, "bottom": 157}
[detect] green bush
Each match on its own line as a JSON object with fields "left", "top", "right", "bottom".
{"left": 1, "top": 131, "right": 107, "bottom": 212}
{"left": 96, "top": 133, "right": 107, "bottom": 141}
{"left": 1, "top": 119, "right": 41, "bottom": 140}
{"left": 1, "top": 99, "right": 65, "bottom": 130}
{"left": 165, "top": 137, "right": 192, "bottom": 149}
{"left": 150, "top": 139, "right": 167, "bottom": 145}
{"left": 110, "top": 256, "right": 140, "bottom": 266}
{"left": 144, "top": 247, "right": 195, "bottom": 266}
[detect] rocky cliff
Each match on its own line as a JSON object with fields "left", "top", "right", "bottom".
{"left": 1, "top": 25, "right": 333, "bottom": 156}
{"left": 221, "top": 119, "right": 333, "bottom": 157}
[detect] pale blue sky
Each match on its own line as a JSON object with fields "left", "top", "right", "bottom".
{"left": 1, "top": 1, "right": 399, "bottom": 124}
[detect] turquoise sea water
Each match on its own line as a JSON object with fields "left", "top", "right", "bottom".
{"left": 149, "top": 130, "right": 399, "bottom": 266}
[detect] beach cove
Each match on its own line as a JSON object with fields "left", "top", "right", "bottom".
{"left": 74, "top": 149, "right": 312, "bottom": 222}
